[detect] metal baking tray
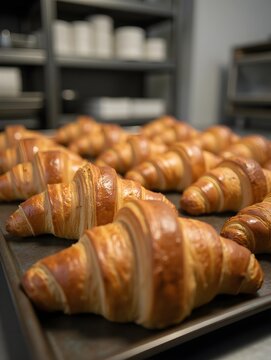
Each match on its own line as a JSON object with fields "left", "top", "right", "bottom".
{"left": 0, "top": 194, "right": 271, "bottom": 360}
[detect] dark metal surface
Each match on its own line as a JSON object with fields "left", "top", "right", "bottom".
{"left": 0, "top": 194, "right": 271, "bottom": 360}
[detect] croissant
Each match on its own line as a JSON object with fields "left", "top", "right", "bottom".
{"left": 220, "top": 135, "right": 271, "bottom": 165}
{"left": 180, "top": 156, "right": 271, "bottom": 215}
{"left": 95, "top": 135, "right": 168, "bottom": 174}
{"left": 140, "top": 115, "right": 177, "bottom": 138}
{"left": 190, "top": 125, "right": 240, "bottom": 154}
{"left": 68, "top": 124, "right": 128, "bottom": 158}
{"left": 6, "top": 163, "right": 174, "bottom": 239}
{"left": 54, "top": 116, "right": 101, "bottom": 145}
{"left": 0, "top": 125, "right": 46, "bottom": 151}
{"left": 126, "top": 143, "right": 222, "bottom": 191}
{"left": 262, "top": 159, "right": 271, "bottom": 171}
{"left": 21, "top": 199, "right": 263, "bottom": 329}
{"left": 221, "top": 193, "right": 271, "bottom": 254}
{"left": 0, "top": 149, "right": 86, "bottom": 201}
{"left": 0, "top": 137, "right": 60, "bottom": 174}
{"left": 151, "top": 121, "right": 199, "bottom": 145}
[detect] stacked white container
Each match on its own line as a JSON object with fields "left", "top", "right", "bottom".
{"left": 88, "top": 15, "right": 113, "bottom": 59}
{"left": 53, "top": 20, "right": 74, "bottom": 55}
{"left": 115, "top": 26, "right": 145, "bottom": 60}
{"left": 73, "top": 21, "right": 94, "bottom": 57}
{"left": 0, "top": 67, "right": 22, "bottom": 96}
{"left": 145, "top": 38, "right": 166, "bottom": 61}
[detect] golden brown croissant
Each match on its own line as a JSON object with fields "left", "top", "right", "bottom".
{"left": 140, "top": 115, "right": 177, "bottom": 138}
{"left": 0, "top": 137, "right": 59, "bottom": 174}
{"left": 68, "top": 124, "right": 128, "bottom": 158}
{"left": 55, "top": 116, "right": 100, "bottom": 145}
{"left": 262, "top": 159, "right": 271, "bottom": 171}
{"left": 95, "top": 135, "right": 168, "bottom": 174}
{"left": 220, "top": 135, "right": 271, "bottom": 165}
{"left": 126, "top": 143, "right": 222, "bottom": 191}
{"left": 190, "top": 125, "right": 240, "bottom": 154}
{"left": 0, "top": 149, "right": 86, "bottom": 201}
{"left": 180, "top": 156, "right": 271, "bottom": 215}
{"left": 0, "top": 125, "right": 44, "bottom": 150}
{"left": 221, "top": 193, "right": 271, "bottom": 254}
{"left": 151, "top": 121, "right": 199, "bottom": 145}
{"left": 22, "top": 199, "right": 263, "bottom": 329}
{"left": 6, "top": 163, "right": 174, "bottom": 239}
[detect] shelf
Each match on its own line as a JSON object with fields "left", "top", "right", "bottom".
{"left": 56, "top": 0, "right": 174, "bottom": 27}
{"left": 0, "top": 48, "right": 45, "bottom": 66}
{"left": 236, "top": 52, "right": 271, "bottom": 64}
{"left": 59, "top": 113, "right": 156, "bottom": 126}
{"left": 57, "top": 56, "right": 174, "bottom": 71}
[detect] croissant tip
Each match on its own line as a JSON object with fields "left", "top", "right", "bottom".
{"left": 21, "top": 266, "right": 54, "bottom": 311}
{"left": 221, "top": 225, "right": 250, "bottom": 250}
{"left": 125, "top": 171, "right": 146, "bottom": 187}
{"left": 6, "top": 209, "right": 33, "bottom": 237}
{"left": 180, "top": 192, "right": 205, "bottom": 216}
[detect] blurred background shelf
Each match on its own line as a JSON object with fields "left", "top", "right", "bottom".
{"left": 0, "top": 0, "right": 182, "bottom": 130}
{"left": 0, "top": 48, "right": 45, "bottom": 65}
{"left": 56, "top": 0, "right": 174, "bottom": 25}
{"left": 56, "top": 56, "right": 175, "bottom": 71}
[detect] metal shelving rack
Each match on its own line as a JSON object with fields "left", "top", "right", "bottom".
{"left": 1, "top": 0, "right": 183, "bottom": 129}
{"left": 227, "top": 41, "right": 271, "bottom": 124}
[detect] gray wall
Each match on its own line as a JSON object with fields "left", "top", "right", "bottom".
{"left": 186, "top": 0, "right": 271, "bottom": 129}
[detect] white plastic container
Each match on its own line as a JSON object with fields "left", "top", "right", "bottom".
{"left": 115, "top": 26, "right": 145, "bottom": 60}
{"left": 131, "top": 98, "right": 166, "bottom": 118}
{"left": 53, "top": 20, "right": 74, "bottom": 55}
{"left": 94, "top": 32, "right": 113, "bottom": 58}
{"left": 88, "top": 97, "right": 131, "bottom": 120}
{"left": 145, "top": 38, "right": 166, "bottom": 61}
{"left": 87, "top": 15, "right": 113, "bottom": 59}
{"left": 0, "top": 67, "right": 22, "bottom": 96}
{"left": 73, "top": 21, "right": 94, "bottom": 57}
{"left": 88, "top": 15, "right": 113, "bottom": 33}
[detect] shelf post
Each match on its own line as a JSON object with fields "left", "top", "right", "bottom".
{"left": 41, "top": 0, "right": 59, "bottom": 129}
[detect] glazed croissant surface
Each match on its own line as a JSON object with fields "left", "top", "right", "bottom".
{"left": 22, "top": 199, "right": 263, "bottom": 329}
{"left": 6, "top": 163, "right": 174, "bottom": 239}
{"left": 220, "top": 135, "right": 271, "bottom": 165}
{"left": 55, "top": 116, "right": 100, "bottom": 145}
{"left": 68, "top": 124, "right": 128, "bottom": 158}
{"left": 0, "top": 125, "right": 44, "bottom": 150}
{"left": 151, "top": 121, "right": 199, "bottom": 145}
{"left": 0, "top": 149, "right": 86, "bottom": 201}
{"left": 140, "top": 115, "right": 177, "bottom": 138}
{"left": 126, "top": 143, "right": 221, "bottom": 191}
{"left": 95, "top": 135, "right": 168, "bottom": 174}
{"left": 190, "top": 125, "right": 239, "bottom": 154}
{"left": 180, "top": 156, "right": 271, "bottom": 215}
{"left": 0, "top": 137, "right": 58, "bottom": 174}
{"left": 221, "top": 193, "right": 271, "bottom": 254}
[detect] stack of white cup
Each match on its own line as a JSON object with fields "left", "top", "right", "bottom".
{"left": 53, "top": 20, "right": 74, "bottom": 55}
{"left": 0, "top": 67, "right": 22, "bottom": 96}
{"left": 145, "top": 38, "right": 166, "bottom": 61}
{"left": 88, "top": 15, "right": 113, "bottom": 59}
{"left": 115, "top": 26, "right": 145, "bottom": 60}
{"left": 73, "top": 21, "right": 94, "bottom": 57}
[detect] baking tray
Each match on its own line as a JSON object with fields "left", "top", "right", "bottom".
{"left": 0, "top": 193, "right": 271, "bottom": 360}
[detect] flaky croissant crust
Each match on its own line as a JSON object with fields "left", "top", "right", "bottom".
{"left": 22, "top": 199, "right": 263, "bottom": 329}
{"left": 221, "top": 193, "right": 271, "bottom": 254}
{"left": 180, "top": 156, "right": 271, "bottom": 215}
{"left": 6, "top": 162, "right": 175, "bottom": 239}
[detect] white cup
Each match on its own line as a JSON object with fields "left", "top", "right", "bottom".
{"left": 115, "top": 26, "right": 145, "bottom": 60}
{"left": 145, "top": 38, "right": 166, "bottom": 61}
{"left": 73, "top": 21, "right": 94, "bottom": 56}
{"left": 88, "top": 15, "right": 113, "bottom": 33}
{"left": 53, "top": 20, "right": 74, "bottom": 55}
{"left": 0, "top": 67, "right": 22, "bottom": 96}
